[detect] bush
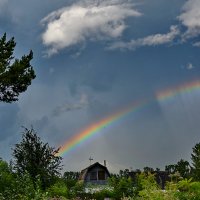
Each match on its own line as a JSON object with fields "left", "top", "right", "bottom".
{"left": 47, "top": 181, "right": 69, "bottom": 198}
{"left": 70, "top": 181, "right": 85, "bottom": 198}
{"left": 92, "top": 188, "right": 113, "bottom": 200}
{"left": 175, "top": 179, "right": 200, "bottom": 200}
{"left": 108, "top": 176, "right": 135, "bottom": 199}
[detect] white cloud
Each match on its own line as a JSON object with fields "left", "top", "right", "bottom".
{"left": 186, "top": 63, "right": 194, "bottom": 70}
{"left": 41, "top": 0, "right": 141, "bottom": 56}
{"left": 108, "top": 25, "right": 179, "bottom": 50}
{"left": 193, "top": 41, "right": 200, "bottom": 47}
{"left": 178, "top": 0, "right": 200, "bottom": 39}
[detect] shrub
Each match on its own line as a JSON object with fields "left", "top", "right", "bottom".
{"left": 47, "top": 181, "right": 69, "bottom": 198}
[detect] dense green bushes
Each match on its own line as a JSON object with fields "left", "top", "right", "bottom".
{"left": 47, "top": 180, "right": 69, "bottom": 198}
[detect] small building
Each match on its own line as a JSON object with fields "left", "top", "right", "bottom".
{"left": 79, "top": 161, "right": 110, "bottom": 185}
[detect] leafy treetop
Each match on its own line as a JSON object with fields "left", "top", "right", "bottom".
{"left": 0, "top": 33, "right": 36, "bottom": 103}
{"left": 12, "top": 127, "right": 62, "bottom": 190}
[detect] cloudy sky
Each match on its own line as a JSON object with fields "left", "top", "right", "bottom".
{"left": 1, "top": 0, "right": 200, "bottom": 173}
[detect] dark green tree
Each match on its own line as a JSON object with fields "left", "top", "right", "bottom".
{"left": 12, "top": 127, "right": 62, "bottom": 190}
{"left": 119, "top": 169, "right": 130, "bottom": 178}
{"left": 143, "top": 167, "right": 154, "bottom": 173}
{"left": 63, "top": 171, "right": 80, "bottom": 180}
{"left": 191, "top": 142, "right": 200, "bottom": 181}
{"left": 63, "top": 171, "right": 80, "bottom": 189}
{"left": 165, "top": 164, "right": 176, "bottom": 174}
{"left": 0, "top": 33, "right": 35, "bottom": 103}
{"left": 175, "top": 159, "right": 190, "bottom": 179}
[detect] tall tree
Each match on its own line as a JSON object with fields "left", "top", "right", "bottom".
{"left": 12, "top": 127, "right": 62, "bottom": 189}
{"left": 175, "top": 159, "right": 190, "bottom": 179}
{"left": 0, "top": 33, "right": 35, "bottom": 103}
{"left": 191, "top": 142, "right": 200, "bottom": 181}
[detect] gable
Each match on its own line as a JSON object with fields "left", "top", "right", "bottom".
{"left": 79, "top": 162, "right": 110, "bottom": 182}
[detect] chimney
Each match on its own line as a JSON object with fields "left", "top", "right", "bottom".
{"left": 104, "top": 160, "right": 106, "bottom": 167}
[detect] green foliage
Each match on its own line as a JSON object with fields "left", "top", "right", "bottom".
{"left": 47, "top": 180, "right": 69, "bottom": 198}
{"left": 191, "top": 142, "right": 200, "bottom": 181}
{"left": 0, "top": 168, "right": 48, "bottom": 200}
{"left": 143, "top": 167, "right": 154, "bottom": 173}
{"left": 12, "top": 127, "right": 62, "bottom": 190}
{"left": 109, "top": 176, "right": 135, "bottom": 199}
{"left": 119, "top": 169, "right": 130, "bottom": 178}
{"left": 165, "top": 164, "right": 176, "bottom": 174}
{"left": 0, "top": 159, "right": 14, "bottom": 194}
{"left": 137, "top": 172, "right": 158, "bottom": 193}
{"left": 92, "top": 188, "right": 113, "bottom": 200}
{"left": 63, "top": 171, "right": 80, "bottom": 180}
{"left": 137, "top": 173, "right": 177, "bottom": 200}
{"left": 165, "top": 159, "right": 191, "bottom": 180}
{"left": 175, "top": 179, "right": 200, "bottom": 200}
{"left": 0, "top": 33, "right": 35, "bottom": 103}
{"left": 63, "top": 171, "right": 80, "bottom": 189}
{"left": 70, "top": 181, "right": 85, "bottom": 198}
{"left": 175, "top": 159, "right": 190, "bottom": 179}
{"left": 14, "top": 172, "right": 36, "bottom": 199}
{"left": 176, "top": 178, "right": 192, "bottom": 192}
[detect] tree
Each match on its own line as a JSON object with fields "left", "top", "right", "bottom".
{"left": 109, "top": 176, "right": 135, "bottom": 199}
{"left": 165, "top": 164, "right": 176, "bottom": 174}
{"left": 12, "top": 127, "right": 62, "bottom": 190}
{"left": 0, "top": 33, "right": 35, "bottom": 103}
{"left": 119, "top": 169, "right": 130, "bottom": 178}
{"left": 191, "top": 142, "right": 200, "bottom": 181}
{"left": 0, "top": 159, "right": 14, "bottom": 194}
{"left": 63, "top": 171, "right": 80, "bottom": 189}
{"left": 63, "top": 171, "right": 80, "bottom": 180}
{"left": 143, "top": 166, "right": 154, "bottom": 173}
{"left": 175, "top": 159, "right": 190, "bottom": 179}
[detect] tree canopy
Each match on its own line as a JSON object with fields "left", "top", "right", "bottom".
{"left": 12, "top": 127, "right": 62, "bottom": 189}
{"left": 191, "top": 142, "right": 200, "bottom": 181}
{"left": 0, "top": 33, "right": 35, "bottom": 103}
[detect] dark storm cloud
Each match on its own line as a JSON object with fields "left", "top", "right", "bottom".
{"left": 0, "top": 103, "right": 19, "bottom": 140}
{"left": 33, "top": 116, "right": 49, "bottom": 131}
{"left": 52, "top": 94, "right": 89, "bottom": 117}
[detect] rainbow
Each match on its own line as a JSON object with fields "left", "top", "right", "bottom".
{"left": 57, "top": 99, "right": 148, "bottom": 157}
{"left": 157, "top": 80, "right": 200, "bottom": 101}
{"left": 57, "top": 79, "right": 200, "bottom": 157}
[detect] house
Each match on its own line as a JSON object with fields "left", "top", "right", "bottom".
{"left": 79, "top": 161, "right": 111, "bottom": 185}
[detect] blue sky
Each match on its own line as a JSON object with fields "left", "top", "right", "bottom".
{"left": 0, "top": 0, "right": 200, "bottom": 173}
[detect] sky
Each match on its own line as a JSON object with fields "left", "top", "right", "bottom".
{"left": 1, "top": 0, "right": 200, "bottom": 173}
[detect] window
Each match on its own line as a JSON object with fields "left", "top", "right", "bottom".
{"left": 98, "top": 170, "right": 105, "bottom": 180}
{"left": 90, "top": 171, "right": 97, "bottom": 180}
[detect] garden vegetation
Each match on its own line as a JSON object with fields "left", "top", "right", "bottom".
{"left": 1, "top": 127, "right": 200, "bottom": 199}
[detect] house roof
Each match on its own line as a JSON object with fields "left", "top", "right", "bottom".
{"left": 79, "top": 162, "right": 110, "bottom": 180}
